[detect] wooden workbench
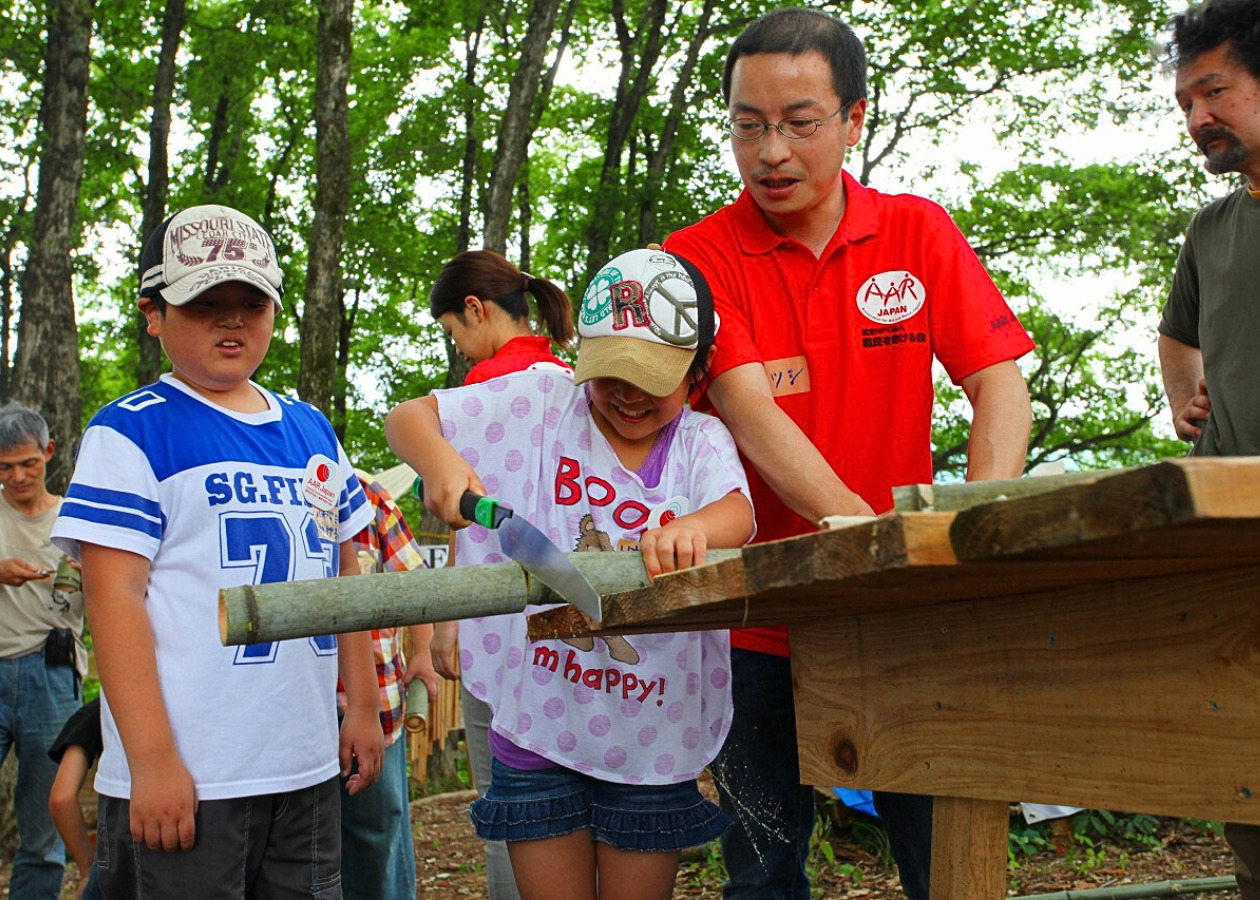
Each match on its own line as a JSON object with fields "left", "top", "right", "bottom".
{"left": 528, "top": 457, "right": 1260, "bottom": 898}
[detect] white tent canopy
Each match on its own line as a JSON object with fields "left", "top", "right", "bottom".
{"left": 361, "top": 462, "right": 419, "bottom": 503}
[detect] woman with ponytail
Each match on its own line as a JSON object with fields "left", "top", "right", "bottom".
{"left": 429, "top": 250, "right": 574, "bottom": 385}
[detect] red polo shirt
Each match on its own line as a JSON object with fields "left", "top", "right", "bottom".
{"left": 464, "top": 336, "right": 570, "bottom": 386}
{"left": 665, "top": 171, "right": 1034, "bottom": 656}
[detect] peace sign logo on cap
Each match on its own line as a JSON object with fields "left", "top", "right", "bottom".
{"left": 641, "top": 268, "right": 699, "bottom": 348}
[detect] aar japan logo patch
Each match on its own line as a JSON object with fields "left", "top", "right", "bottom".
{"left": 856, "top": 270, "right": 926, "bottom": 325}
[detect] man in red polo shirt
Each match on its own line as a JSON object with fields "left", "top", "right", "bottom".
{"left": 664, "top": 8, "right": 1034, "bottom": 899}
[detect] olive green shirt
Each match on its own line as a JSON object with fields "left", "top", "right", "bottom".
{"left": 1160, "top": 185, "right": 1260, "bottom": 456}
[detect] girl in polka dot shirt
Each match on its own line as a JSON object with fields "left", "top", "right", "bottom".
{"left": 387, "top": 249, "right": 754, "bottom": 900}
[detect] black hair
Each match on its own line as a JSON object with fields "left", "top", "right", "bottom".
{"left": 1163, "top": 0, "right": 1260, "bottom": 79}
{"left": 429, "top": 250, "right": 576, "bottom": 346}
{"left": 722, "top": 7, "right": 867, "bottom": 109}
{"left": 668, "top": 253, "right": 717, "bottom": 389}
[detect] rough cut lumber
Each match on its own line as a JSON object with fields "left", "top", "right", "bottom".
{"left": 951, "top": 457, "right": 1260, "bottom": 561}
{"left": 219, "top": 552, "right": 654, "bottom": 646}
{"left": 527, "top": 515, "right": 957, "bottom": 639}
{"left": 892, "top": 467, "right": 1123, "bottom": 512}
{"left": 790, "top": 561, "right": 1260, "bottom": 825}
{"left": 530, "top": 457, "right": 1260, "bottom": 638}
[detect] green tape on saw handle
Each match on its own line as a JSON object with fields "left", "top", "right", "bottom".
{"left": 413, "top": 478, "right": 512, "bottom": 530}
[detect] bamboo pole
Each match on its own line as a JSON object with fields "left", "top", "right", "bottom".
{"left": 219, "top": 551, "right": 658, "bottom": 646}
{"left": 1009, "top": 876, "right": 1238, "bottom": 899}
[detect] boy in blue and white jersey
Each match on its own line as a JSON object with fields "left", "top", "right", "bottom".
{"left": 51, "top": 205, "right": 383, "bottom": 897}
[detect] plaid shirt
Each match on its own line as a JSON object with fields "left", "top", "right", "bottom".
{"left": 337, "top": 477, "right": 428, "bottom": 745}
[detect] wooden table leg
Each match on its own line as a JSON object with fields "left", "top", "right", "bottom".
{"left": 929, "top": 796, "right": 1008, "bottom": 899}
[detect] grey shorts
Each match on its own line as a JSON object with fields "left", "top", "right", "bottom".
{"left": 96, "top": 775, "right": 342, "bottom": 898}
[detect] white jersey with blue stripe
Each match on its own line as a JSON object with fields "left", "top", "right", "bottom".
{"left": 52, "top": 374, "right": 374, "bottom": 801}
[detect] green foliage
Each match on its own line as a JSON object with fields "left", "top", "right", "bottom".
{"left": 0, "top": 0, "right": 1218, "bottom": 475}
{"left": 847, "top": 0, "right": 1180, "bottom": 181}
{"left": 933, "top": 295, "right": 1186, "bottom": 479}
{"left": 1009, "top": 817, "right": 1052, "bottom": 865}
{"left": 1071, "top": 808, "right": 1162, "bottom": 849}
{"left": 955, "top": 159, "right": 1196, "bottom": 286}
{"left": 1008, "top": 809, "right": 1170, "bottom": 875}
{"left": 811, "top": 799, "right": 883, "bottom": 887}
{"left": 679, "top": 838, "right": 728, "bottom": 887}
{"left": 1187, "top": 818, "right": 1226, "bottom": 838}
{"left": 82, "top": 629, "right": 100, "bottom": 703}
{"left": 847, "top": 814, "right": 894, "bottom": 871}
{"left": 679, "top": 803, "right": 872, "bottom": 895}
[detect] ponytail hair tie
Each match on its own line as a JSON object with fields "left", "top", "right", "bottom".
{"left": 520, "top": 272, "right": 533, "bottom": 294}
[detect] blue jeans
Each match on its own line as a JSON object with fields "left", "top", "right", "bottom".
{"left": 711, "top": 649, "right": 933, "bottom": 900}
{"left": 0, "top": 652, "right": 79, "bottom": 900}
{"left": 81, "top": 862, "right": 103, "bottom": 900}
{"left": 471, "top": 757, "right": 728, "bottom": 851}
{"left": 340, "top": 737, "right": 416, "bottom": 900}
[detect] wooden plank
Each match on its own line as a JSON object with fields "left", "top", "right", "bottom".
{"left": 528, "top": 510, "right": 1248, "bottom": 639}
{"left": 951, "top": 457, "right": 1260, "bottom": 562}
{"left": 930, "top": 797, "right": 1009, "bottom": 900}
{"left": 893, "top": 468, "right": 1123, "bottom": 512}
{"left": 527, "top": 516, "right": 954, "bottom": 639}
{"left": 790, "top": 563, "right": 1260, "bottom": 824}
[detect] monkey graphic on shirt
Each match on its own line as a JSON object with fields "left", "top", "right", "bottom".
{"left": 564, "top": 514, "right": 639, "bottom": 665}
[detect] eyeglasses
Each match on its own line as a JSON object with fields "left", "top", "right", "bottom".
{"left": 726, "top": 107, "right": 847, "bottom": 141}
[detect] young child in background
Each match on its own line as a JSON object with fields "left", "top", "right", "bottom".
{"left": 429, "top": 250, "right": 575, "bottom": 899}
{"left": 51, "top": 205, "right": 382, "bottom": 897}
{"left": 47, "top": 698, "right": 102, "bottom": 900}
{"left": 430, "top": 249, "right": 574, "bottom": 385}
{"left": 387, "top": 248, "right": 755, "bottom": 900}
{"left": 339, "top": 476, "right": 439, "bottom": 900}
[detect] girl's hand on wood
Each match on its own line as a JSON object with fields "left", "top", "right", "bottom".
{"left": 639, "top": 523, "right": 708, "bottom": 579}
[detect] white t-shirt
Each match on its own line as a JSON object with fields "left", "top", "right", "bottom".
{"left": 52, "top": 375, "right": 373, "bottom": 801}
{"left": 436, "top": 370, "right": 751, "bottom": 784}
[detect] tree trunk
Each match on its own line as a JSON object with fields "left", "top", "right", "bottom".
{"left": 14, "top": 0, "right": 93, "bottom": 494}
{"left": 444, "top": 11, "right": 486, "bottom": 390}
{"left": 518, "top": 174, "right": 532, "bottom": 276}
{"left": 638, "top": 0, "right": 715, "bottom": 245}
{"left": 580, "top": 0, "right": 668, "bottom": 286}
{"left": 480, "top": 0, "right": 563, "bottom": 255}
{"left": 334, "top": 288, "right": 358, "bottom": 445}
{"left": 298, "top": 0, "right": 353, "bottom": 418}
{"left": 1, "top": 206, "right": 32, "bottom": 404}
{"left": 202, "top": 91, "right": 231, "bottom": 194}
{"left": 455, "top": 13, "right": 484, "bottom": 256}
{"left": 137, "top": 0, "right": 187, "bottom": 389}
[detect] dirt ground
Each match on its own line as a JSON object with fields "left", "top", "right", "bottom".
{"left": 0, "top": 788, "right": 1240, "bottom": 898}
{"left": 408, "top": 786, "right": 1241, "bottom": 899}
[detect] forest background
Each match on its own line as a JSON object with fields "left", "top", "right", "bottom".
{"left": 0, "top": 0, "right": 1228, "bottom": 493}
